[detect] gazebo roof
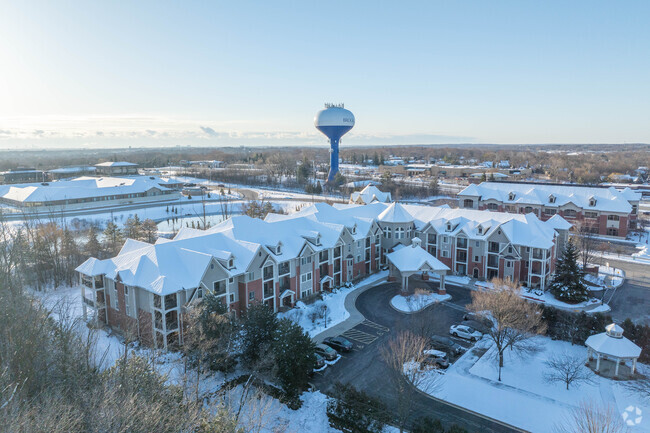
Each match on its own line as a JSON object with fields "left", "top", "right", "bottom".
{"left": 386, "top": 239, "right": 450, "bottom": 274}
{"left": 586, "top": 324, "right": 642, "bottom": 359}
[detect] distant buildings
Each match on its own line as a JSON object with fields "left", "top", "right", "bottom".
{"left": 0, "top": 176, "right": 181, "bottom": 210}
{"left": 95, "top": 161, "right": 139, "bottom": 176}
{"left": 458, "top": 182, "right": 641, "bottom": 238}
{"left": 0, "top": 168, "right": 45, "bottom": 184}
{"left": 77, "top": 201, "right": 568, "bottom": 349}
{"left": 350, "top": 185, "right": 392, "bottom": 204}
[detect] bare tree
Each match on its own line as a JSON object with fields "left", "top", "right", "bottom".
{"left": 624, "top": 375, "right": 650, "bottom": 403}
{"left": 575, "top": 221, "right": 598, "bottom": 269}
{"left": 554, "top": 400, "right": 627, "bottom": 433}
{"left": 380, "top": 331, "right": 438, "bottom": 433}
{"left": 544, "top": 353, "right": 593, "bottom": 390}
{"left": 467, "top": 278, "right": 547, "bottom": 381}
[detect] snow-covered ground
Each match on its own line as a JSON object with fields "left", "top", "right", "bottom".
{"left": 417, "top": 337, "right": 650, "bottom": 433}
{"left": 279, "top": 271, "right": 388, "bottom": 337}
{"left": 390, "top": 292, "right": 451, "bottom": 313}
{"left": 584, "top": 264, "right": 625, "bottom": 290}
{"left": 29, "top": 285, "right": 357, "bottom": 433}
{"left": 474, "top": 281, "right": 611, "bottom": 313}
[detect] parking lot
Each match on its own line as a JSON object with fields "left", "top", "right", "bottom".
{"left": 311, "top": 281, "right": 517, "bottom": 432}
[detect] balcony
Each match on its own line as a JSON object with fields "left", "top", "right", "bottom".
{"left": 279, "top": 261, "right": 290, "bottom": 276}
{"left": 488, "top": 242, "right": 500, "bottom": 254}
{"left": 487, "top": 254, "right": 499, "bottom": 268}
{"left": 319, "top": 250, "right": 329, "bottom": 263}
{"left": 456, "top": 250, "right": 467, "bottom": 262}
{"left": 279, "top": 276, "right": 291, "bottom": 292}
{"left": 164, "top": 294, "right": 177, "bottom": 310}
{"left": 263, "top": 281, "right": 274, "bottom": 298}
{"left": 456, "top": 238, "right": 468, "bottom": 249}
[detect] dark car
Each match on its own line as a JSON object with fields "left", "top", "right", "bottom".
{"left": 422, "top": 349, "right": 450, "bottom": 369}
{"left": 322, "top": 336, "right": 353, "bottom": 353}
{"left": 313, "top": 352, "right": 325, "bottom": 369}
{"left": 430, "top": 335, "right": 464, "bottom": 355}
{"left": 315, "top": 343, "right": 338, "bottom": 361}
{"left": 463, "top": 313, "right": 492, "bottom": 330}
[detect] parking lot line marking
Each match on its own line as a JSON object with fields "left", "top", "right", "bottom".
{"left": 360, "top": 320, "right": 390, "bottom": 332}
{"left": 342, "top": 328, "right": 378, "bottom": 345}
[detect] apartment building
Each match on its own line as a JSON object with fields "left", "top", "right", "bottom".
{"left": 77, "top": 201, "right": 569, "bottom": 349}
{"left": 458, "top": 182, "right": 641, "bottom": 238}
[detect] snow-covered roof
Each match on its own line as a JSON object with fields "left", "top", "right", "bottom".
{"left": 0, "top": 176, "right": 176, "bottom": 204}
{"left": 378, "top": 202, "right": 412, "bottom": 223}
{"left": 95, "top": 161, "right": 139, "bottom": 167}
{"left": 586, "top": 327, "right": 642, "bottom": 359}
{"left": 350, "top": 185, "right": 391, "bottom": 204}
{"left": 458, "top": 182, "right": 641, "bottom": 213}
{"left": 49, "top": 166, "right": 96, "bottom": 174}
{"left": 387, "top": 240, "right": 449, "bottom": 273}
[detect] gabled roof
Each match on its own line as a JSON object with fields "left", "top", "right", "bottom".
{"left": 387, "top": 242, "right": 449, "bottom": 273}
{"left": 458, "top": 182, "right": 640, "bottom": 213}
{"left": 349, "top": 185, "right": 391, "bottom": 204}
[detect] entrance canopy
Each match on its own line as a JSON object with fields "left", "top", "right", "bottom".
{"left": 386, "top": 238, "right": 449, "bottom": 292}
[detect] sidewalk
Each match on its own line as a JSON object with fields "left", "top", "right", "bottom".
{"left": 312, "top": 271, "right": 388, "bottom": 342}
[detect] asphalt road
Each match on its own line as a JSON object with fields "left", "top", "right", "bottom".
{"left": 593, "top": 256, "right": 650, "bottom": 325}
{"left": 311, "top": 282, "right": 523, "bottom": 433}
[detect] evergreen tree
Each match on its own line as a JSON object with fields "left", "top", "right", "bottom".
{"left": 241, "top": 303, "right": 278, "bottom": 365}
{"left": 141, "top": 219, "right": 158, "bottom": 243}
{"left": 272, "top": 318, "right": 316, "bottom": 402}
{"left": 124, "top": 215, "right": 143, "bottom": 240}
{"left": 85, "top": 227, "right": 103, "bottom": 258}
{"left": 549, "top": 241, "right": 588, "bottom": 303}
{"left": 103, "top": 221, "right": 124, "bottom": 256}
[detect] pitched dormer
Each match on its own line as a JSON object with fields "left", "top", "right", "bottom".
{"left": 589, "top": 196, "right": 597, "bottom": 207}
{"left": 548, "top": 194, "right": 556, "bottom": 204}
{"left": 508, "top": 191, "right": 516, "bottom": 201}
{"left": 266, "top": 241, "right": 283, "bottom": 255}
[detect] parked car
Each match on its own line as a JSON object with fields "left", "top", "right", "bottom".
{"left": 322, "top": 336, "right": 353, "bottom": 353}
{"left": 450, "top": 324, "right": 483, "bottom": 341}
{"left": 313, "top": 352, "right": 326, "bottom": 369}
{"left": 315, "top": 343, "right": 338, "bottom": 361}
{"left": 422, "top": 349, "right": 449, "bottom": 369}
{"left": 430, "top": 335, "right": 464, "bottom": 355}
{"left": 463, "top": 313, "right": 492, "bottom": 330}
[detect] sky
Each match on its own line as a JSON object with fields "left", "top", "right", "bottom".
{"left": 0, "top": 0, "right": 649, "bottom": 149}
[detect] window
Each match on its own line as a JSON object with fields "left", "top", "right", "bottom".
{"left": 549, "top": 195, "right": 556, "bottom": 204}
{"left": 247, "top": 271, "right": 255, "bottom": 281}
{"left": 197, "top": 288, "right": 203, "bottom": 299}
{"left": 487, "top": 203, "right": 498, "bottom": 211}
{"left": 213, "top": 280, "right": 226, "bottom": 296}
{"left": 229, "top": 293, "right": 235, "bottom": 303}
{"left": 263, "top": 265, "right": 273, "bottom": 280}
{"left": 443, "top": 236, "right": 448, "bottom": 243}
{"left": 632, "top": 205, "right": 638, "bottom": 215}
{"left": 607, "top": 215, "right": 620, "bottom": 221}
{"left": 229, "top": 277, "right": 234, "bottom": 283}
{"left": 474, "top": 255, "right": 479, "bottom": 262}
{"left": 446, "top": 223, "right": 452, "bottom": 231}
{"left": 114, "top": 290, "right": 119, "bottom": 311}
{"left": 395, "top": 227, "right": 404, "bottom": 239}
{"left": 508, "top": 192, "right": 516, "bottom": 201}
{"left": 475, "top": 241, "right": 480, "bottom": 247}
{"left": 585, "top": 211, "right": 597, "bottom": 219}
{"left": 357, "top": 255, "right": 361, "bottom": 262}
{"left": 442, "top": 250, "right": 449, "bottom": 258}
{"left": 228, "top": 258, "right": 234, "bottom": 269}
{"left": 456, "top": 237, "right": 468, "bottom": 248}
{"left": 249, "top": 291, "right": 255, "bottom": 301}
{"left": 589, "top": 197, "right": 597, "bottom": 207}
{"left": 384, "top": 226, "right": 392, "bottom": 239}
{"left": 124, "top": 286, "right": 130, "bottom": 316}
{"left": 463, "top": 199, "right": 474, "bottom": 208}
{"left": 544, "top": 208, "right": 557, "bottom": 216}
{"left": 508, "top": 246, "right": 513, "bottom": 254}
{"left": 301, "top": 255, "right": 312, "bottom": 266}
{"left": 279, "top": 261, "right": 290, "bottom": 275}
{"left": 563, "top": 209, "right": 577, "bottom": 218}
{"left": 301, "top": 272, "right": 312, "bottom": 283}
{"left": 276, "top": 244, "right": 282, "bottom": 254}
{"left": 506, "top": 261, "right": 513, "bottom": 268}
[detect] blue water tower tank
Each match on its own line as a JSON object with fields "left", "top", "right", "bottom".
{"left": 314, "top": 103, "right": 355, "bottom": 183}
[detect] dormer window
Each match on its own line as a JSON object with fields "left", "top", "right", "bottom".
{"left": 276, "top": 244, "right": 282, "bottom": 254}
{"left": 477, "top": 225, "right": 483, "bottom": 235}
{"left": 549, "top": 194, "right": 556, "bottom": 204}
{"left": 228, "top": 258, "right": 234, "bottom": 269}
{"left": 446, "top": 223, "right": 452, "bottom": 232}
{"left": 589, "top": 197, "right": 597, "bottom": 207}
{"left": 508, "top": 192, "right": 516, "bottom": 201}
{"left": 316, "top": 234, "right": 321, "bottom": 246}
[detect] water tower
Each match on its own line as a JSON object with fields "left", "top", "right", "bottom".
{"left": 314, "top": 103, "right": 355, "bottom": 183}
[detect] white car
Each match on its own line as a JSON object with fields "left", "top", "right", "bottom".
{"left": 449, "top": 324, "right": 483, "bottom": 341}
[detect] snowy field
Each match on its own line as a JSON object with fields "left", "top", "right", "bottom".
{"left": 418, "top": 337, "right": 650, "bottom": 433}
{"left": 390, "top": 292, "right": 451, "bottom": 313}
{"left": 279, "top": 271, "right": 388, "bottom": 337}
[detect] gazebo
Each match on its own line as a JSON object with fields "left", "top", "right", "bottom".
{"left": 586, "top": 323, "right": 642, "bottom": 378}
{"left": 386, "top": 238, "right": 450, "bottom": 293}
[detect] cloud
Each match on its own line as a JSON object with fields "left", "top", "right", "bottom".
{"left": 200, "top": 126, "right": 221, "bottom": 137}
{"left": 145, "top": 129, "right": 157, "bottom": 136}
{"left": 95, "top": 131, "right": 104, "bottom": 136}
{"left": 33, "top": 129, "right": 45, "bottom": 136}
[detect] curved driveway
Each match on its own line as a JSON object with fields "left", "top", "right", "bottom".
{"left": 312, "top": 282, "right": 523, "bottom": 433}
